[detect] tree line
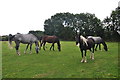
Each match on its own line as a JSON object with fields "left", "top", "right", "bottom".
{"left": 44, "top": 7, "right": 120, "bottom": 41}
{"left": 1, "top": 7, "right": 119, "bottom": 41}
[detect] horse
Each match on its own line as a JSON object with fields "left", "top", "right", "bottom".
{"left": 8, "top": 33, "right": 39, "bottom": 55}
{"left": 87, "top": 36, "right": 108, "bottom": 51}
{"left": 75, "top": 35, "right": 95, "bottom": 63}
{"left": 40, "top": 35, "right": 61, "bottom": 51}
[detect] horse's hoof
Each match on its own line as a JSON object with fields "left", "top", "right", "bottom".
{"left": 84, "top": 60, "right": 87, "bottom": 63}
{"left": 92, "top": 56, "right": 94, "bottom": 60}
{"left": 18, "top": 54, "right": 20, "bottom": 56}
{"left": 17, "top": 52, "right": 20, "bottom": 56}
{"left": 81, "top": 60, "right": 84, "bottom": 63}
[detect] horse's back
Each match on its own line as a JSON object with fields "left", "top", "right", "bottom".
{"left": 88, "top": 36, "right": 102, "bottom": 43}
{"left": 14, "top": 34, "right": 38, "bottom": 43}
{"left": 42, "top": 35, "right": 59, "bottom": 43}
{"left": 87, "top": 38, "right": 95, "bottom": 48}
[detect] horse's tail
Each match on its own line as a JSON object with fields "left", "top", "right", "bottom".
{"left": 101, "top": 40, "right": 108, "bottom": 51}
{"left": 8, "top": 34, "right": 15, "bottom": 49}
{"left": 57, "top": 40, "right": 61, "bottom": 51}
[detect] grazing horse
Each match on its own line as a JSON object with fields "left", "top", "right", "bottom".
{"left": 87, "top": 36, "right": 108, "bottom": 51}
{"left": 75, "top": 35, "right": 95, "bottom": 63}
{"left": 8, "top": 33, "right": 39, "bottom": 55}
{"left": 40, "top": 35, "right": 61, "bottom": 51}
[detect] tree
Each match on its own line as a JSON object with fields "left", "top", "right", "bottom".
{"left": 103, "top": 7, "right": 120, "bottom": 41}
{"left": 44, "top": 13, "right": 75, "bottom": 40}
{"left": 74, "top": 13, "right": 103, "bottom": 37}
{"left": 28, "top": 30, "right": 44, "bottom": 37}
{"left": 44, "top": 12, "right": 104, "bottom": 40}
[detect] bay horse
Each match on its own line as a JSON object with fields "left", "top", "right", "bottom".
{"left": 40, "top": 35, "right": 61, "bottom": 51}
{"left": 8, "top": 33, "right": 39, "bottom": 55}
{"left": 87, "top": 36, "right": 108, "bottom": 51}
{"left": 75, "top": 35, "right": 95, "bottom": 63}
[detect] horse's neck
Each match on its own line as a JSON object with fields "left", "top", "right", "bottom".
{"left": 80, "top": 36, "right": 88, "bottom": 46}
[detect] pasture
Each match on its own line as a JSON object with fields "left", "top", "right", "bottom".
{"left": 2, "top": 41, "right": 118, "bottom": 78}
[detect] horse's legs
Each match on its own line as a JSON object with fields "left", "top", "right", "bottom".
{"left": 99, "top": 44, "right": 101, "bottom": 50}
{"left": 92, "top": 47, "right": 95, "bottom": 60}
{"left": 84, "top": 50, "right": 87, "bottom": 63}
{"left": 95, "top": 44, "right": 98, "bottom": 51}
{"left": 24, "top": 44, "right": 29, "bottom": 54}
{"left": 15, "top": 41, "right": 20, "bottom": 55}
{"left": 40, "top": 41, "right": 43, "bottom": 50}
{"left": 50, "top": 43, "right": 55, "bottom": 51}
{"left": 29, "top": 43, "right": 32, "bottom": 54}
{"left": 89, "top": 48, "right": 94, "bottom": 60}
{"left": 89, "top": 49, "right": 92, "bottom": 59}
{"left": 52, "top": 43, "right": 55, "bottom": 51}
{"left": 57, "top": 41, "right": 61, "bottom": 51}
{"left": 81, "top": 50, "right": 84, "bottom": 63}
{"left": 50, "top": 43, "right": 53, "bottom": 51}
{"left": 43, "top": 42, "right": 46, "bottom": 50}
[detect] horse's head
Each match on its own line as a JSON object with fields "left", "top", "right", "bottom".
{"left": 35, "top": 41, "right": 39, "bottom": 53}
{"left": 75, "top": 35, "right": 88, "bottom": 46}
{"left": 8, "top": 34, "right": 15, "bottom": 49}
{"left": 75, "top": 35, "right": 80, "bottom": 46}
{"left": 104, "top": 46, "right": 108, "bottom": 51}
{"left": 35, "top": 46, "right": 39, "bottom": 53}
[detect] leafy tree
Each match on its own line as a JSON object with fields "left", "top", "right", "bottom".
{"left": 28, "top": 30, "right": 44, "bottom": 37}
{"left": 44, "top": 12, "right": 114, "bottom": 41}
{"left": 44, "top": 12, "right": 75, "bottom": 40}
{"left": 103, "top": 7, "right": 120, "bottom": 41}
{"left": 73, "top": 13, "right": 103, "bottom": 37}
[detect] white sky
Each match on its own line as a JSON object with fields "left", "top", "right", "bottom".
{"left": 0, "top": 0, "right": 119, "bottom": 36}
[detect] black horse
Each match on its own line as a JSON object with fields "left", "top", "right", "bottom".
{"left": 40, "top": 35, "right": 61, "bottom": 51}
{"left": 75, "top": 35, "right": 95, "bottom": 63}
{"left": 8, "top": 33, "right": 39, "bottom": 55}
{"left": 87, "top": 36, "right": 108, "bottom": 51}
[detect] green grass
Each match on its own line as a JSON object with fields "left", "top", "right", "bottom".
{"left": 2, "top": 41, "right": 118, "bottom": 78}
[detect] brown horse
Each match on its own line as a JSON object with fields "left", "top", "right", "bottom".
{"left": 40, "top": 35, "right": 61, "bottom": 51}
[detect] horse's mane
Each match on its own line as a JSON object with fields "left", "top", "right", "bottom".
{"left": 80, "top": 35, "right": 88, "bottom": 46}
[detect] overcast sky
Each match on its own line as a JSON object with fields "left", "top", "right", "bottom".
{"left": 0, "top": 0, "right": 119, "bottom": 36}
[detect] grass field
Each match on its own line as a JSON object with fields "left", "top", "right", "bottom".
{"left": 2, "top": 41, "right": 119, "bottom": 78}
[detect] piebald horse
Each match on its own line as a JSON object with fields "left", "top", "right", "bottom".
{"left": 75, "top": 35, "right": 95, "bottom": 63}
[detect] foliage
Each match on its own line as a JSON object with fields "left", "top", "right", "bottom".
{"left": 103, "top": 7, "right": 120, "bottom": 41}
{"left": 28, "top": 30, "right": 44, "bottom": 38}
{"left": 44, "top": 13, "right": 103, "bottom": 40}
{"left": 44, "top": 7, "right": 120, "bottom": 41}
{"left": 0, "top": 35, "right": 8, "bottom": 41}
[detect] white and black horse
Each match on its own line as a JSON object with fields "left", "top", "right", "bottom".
{"left": 75, "top": 35, "right": 95, "bottom": 63}
{"left": 8, "top": 33, "right": 39, "bottom": 55}
{"left": 87, "top": 36, "right": 108, "bottom": 51}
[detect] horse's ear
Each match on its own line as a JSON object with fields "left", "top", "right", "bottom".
{"left": 78, "top": 33, "right": 81, "bottom": 36}
{"left": 9, "top": 34, "right": 12, "bottom": 36}
{"left": 75, "top": 31, "right": 77, "bottom": 35}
